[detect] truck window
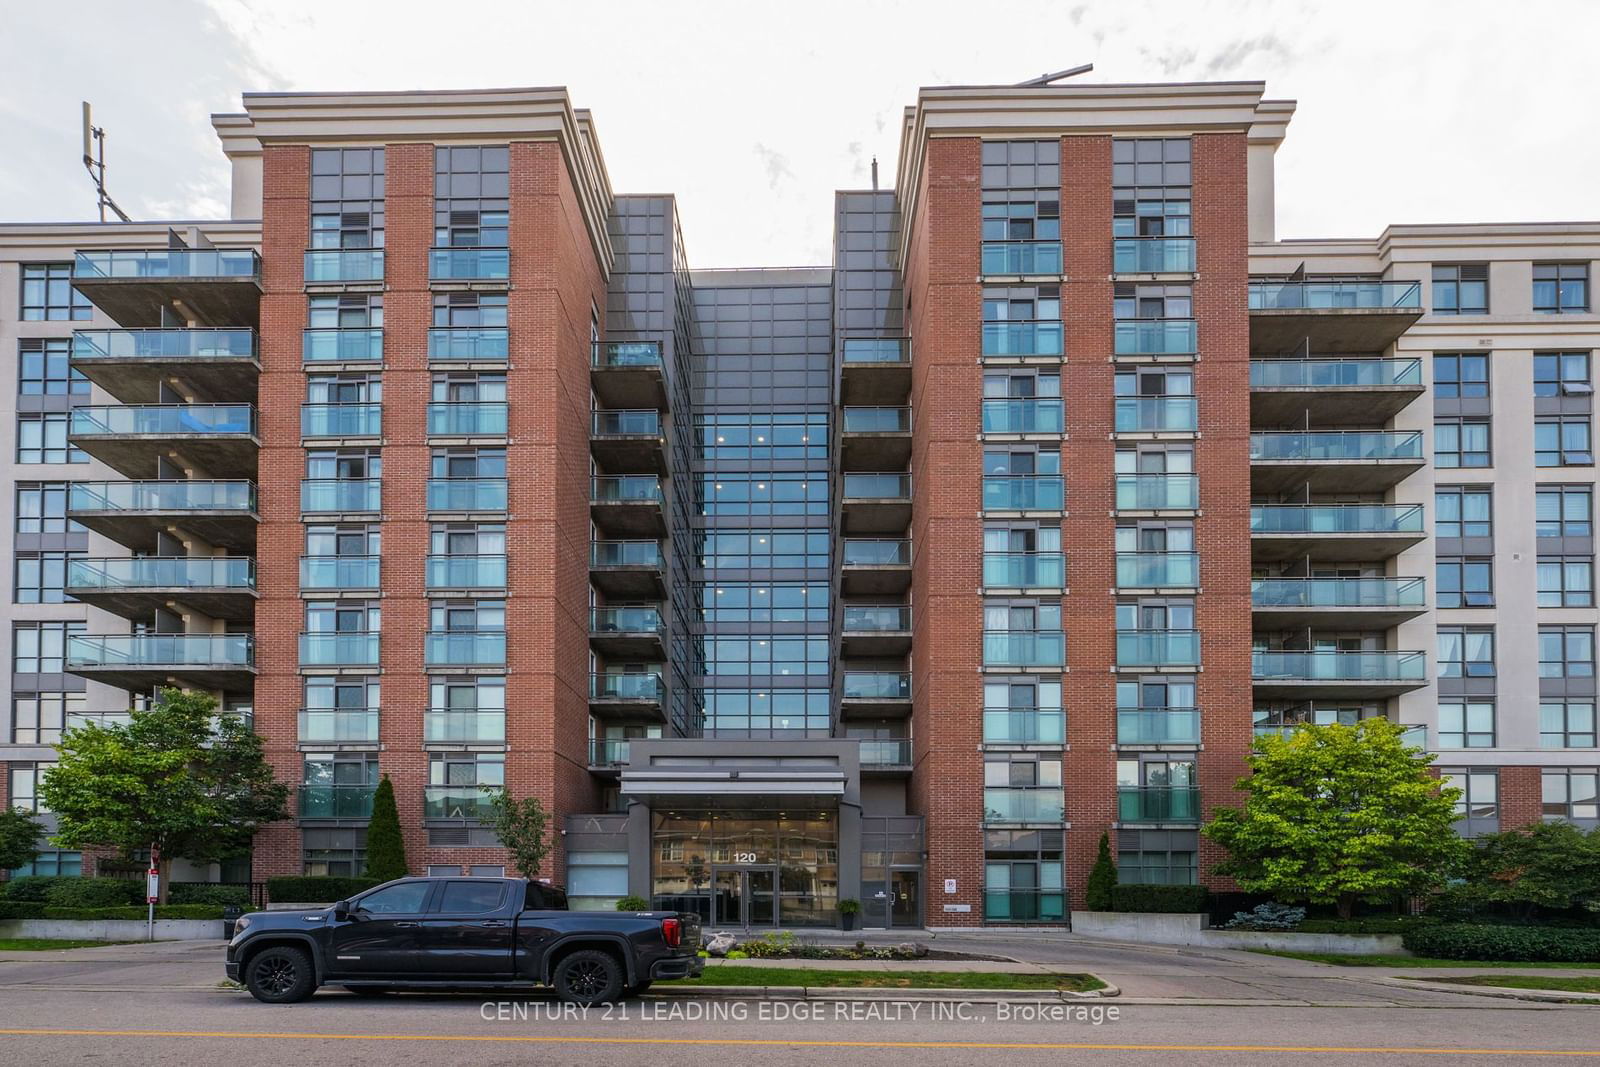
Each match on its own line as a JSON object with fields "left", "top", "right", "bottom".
{"left": 439, "top": 880, "right": 506, "bottom": 914}
{"left": 357, "top": 882, "right": 430, "bottom": 914}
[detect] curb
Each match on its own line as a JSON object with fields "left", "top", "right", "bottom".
{"left": 1373, "top": 976, "right": 1600, "bottom": 1004}
{"left": 648, "top": 982, "right": 1119, "bottom": 1002}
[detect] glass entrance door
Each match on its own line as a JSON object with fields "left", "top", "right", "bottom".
{"left": 712, "top": 867, "right": 780, "bottom": 927}
{"left": 890, "top": 870, "right": 920, "bottom": 927}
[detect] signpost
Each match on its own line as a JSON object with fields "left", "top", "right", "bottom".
{"left": 146, "top": 844, "right": 159, "bottom": 942}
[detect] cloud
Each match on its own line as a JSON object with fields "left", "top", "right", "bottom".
{"left": 752, "top": 144, "right": 796, "bottom": 191}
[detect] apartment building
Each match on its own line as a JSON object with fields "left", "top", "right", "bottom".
{"left": 0, "top": 78, "right": 1594, "bottom": 926}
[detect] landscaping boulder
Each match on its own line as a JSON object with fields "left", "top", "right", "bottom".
{"left": 705, "top": 931, "right": 738, "bottom": 957}
{"left": 898, "top": 941, "right": 930, "bottom": 958}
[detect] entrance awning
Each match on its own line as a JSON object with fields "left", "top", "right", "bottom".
{"left": 620, "top": 768, "right": 846, "bottom": 802}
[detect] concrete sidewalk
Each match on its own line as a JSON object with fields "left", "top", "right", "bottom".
{"left": 699, "top": 957, "right": 1058, "bottom": 973}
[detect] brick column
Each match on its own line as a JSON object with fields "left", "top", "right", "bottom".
{"left": 1499, "top": 765, "right": 1543, "bottom": 829}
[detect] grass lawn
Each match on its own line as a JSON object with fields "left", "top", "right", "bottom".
{"left": 1398, "top": 974, "right": 1600, "bottom": 994}
{"left": 1250, "top": 949, "right": 1600, "bottom": 970}
{"left": 678, "top": 966, "right": 1103, "bottom": 992}
{"left": 0, "top": 938, "right": 135, "bottom": 951}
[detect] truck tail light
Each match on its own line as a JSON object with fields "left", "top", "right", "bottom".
{"left": 661, "top": 917, "right": 681, "bottom": 947}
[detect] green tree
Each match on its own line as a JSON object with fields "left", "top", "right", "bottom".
{"left": 1452, "top": 821, "right": 1600, "bottom": 919}
{"left": 1202, "top": 719, "right": 1466, "bottom": 920}
{"left": 37, "top": 687, "right": 289, "bottom": 902}
{"left": 0, "top": 806, "right": 44, "bottom": 874}
{"left": 363, "top": 776, "right": 408, "bottom": 881}
{"left": 1085, "top": 832, "right": 1118, "bottom": 911}
{"left": 484, "top": 790, "right": 550, "bottom": 881}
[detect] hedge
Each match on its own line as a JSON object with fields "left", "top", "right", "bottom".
{"left": 38, "top": 905, "right": 225, "bottom": 920}
{"left": 266, "top": 876, "right": 380, "bottom": 903}
{"left": 3, "top": 876, "right": 86, "bottom": 902}
{"left": 0, "top": 901, "right": 46, "bottom": 919}
{"left": 1296, "top": 917, "right": 1435, "bottom": 935}
{"left": 169, "top": 884, "right": 252, "bottom": 907}
{"left": 1402, "top": 923, "right": 1600, "bottom": 962}
{"left": 1110, "top": 884, "right": 1210, "bottom": 913}
{"left": 44, "top": 878, "right": 146, "bottom": 908}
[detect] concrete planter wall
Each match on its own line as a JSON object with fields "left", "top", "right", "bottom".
{"left": 0, "top": 918, "right": 224, "bottom": 941}
{"left": 1069, "top": 911, "right": 1406, "bottom": 955}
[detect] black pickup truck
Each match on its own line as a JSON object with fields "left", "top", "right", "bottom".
{"left": 226, "top": 877, "right": 702, "bottom": 1004}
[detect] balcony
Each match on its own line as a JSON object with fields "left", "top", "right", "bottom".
{"left": 67, "top": 633, "right": 255, "bottom": 692}
{"left": 423, "top": 710, "right": 507, "bottom": 745}
{"left": 1116, "top": 709, "right": 1202, "bottom": 746}
{"left": 590, "top": 606, "right": 665, "bottom": 659}
{"left": 985, "top": 889, "right": 1066, "bottom": 924}
{"left": 982, "top": 552, "right": 1066, "bottom": 592}
{"left": 841, "top": 605, "right": 912, "bottom": 657}
{"left": 300, "top": 478, "right": 381, "bottom": 516}
{"left": 71, "top": 328, "right": 259, "bottom": 402}
{"left": 983, "top": 707, "right": 1066, "bottom": 746}
{"left": 1250, "top": 358, "right": 1425, "bottom": 426}
{"left": 1116, "top": 630, "right": 1201, "bottom": 669}
{"left": 589, "top": 672, "right": 665, "bottom": 719}
{"left": 982, "top": 475, "right": 1063, "bottom": 514}
{"left": 980, "top": 241, "right": 1062, "bottom": 277}
{"left": 298, "top": 632, "right": 380, "bottom": 668}
{"left": 1118, "top": 786, "right": 1200, "bottom": 825}
{"left": 592, "top": 340, "right": 667, "bottom": 409}
{"left": 981, "top": 321, "right": 1063, "bottom": 360}
{"left": 298, "top": 784, "right": 376, "bottom": 820}
{"left": 1115, "top": 552, "right": 1199, "bottom": 590}
{"left": 1113, "top": 237, "right": 1196, "bottom": 274}
{"left": 590, "top": 540, "right": 664, "bottom": 598}
{"left": 298, "top": 709, "right": 380, "bottom": 745}
{"left": 426, "top": 554, "right": 507, "bottom": 591}
{"left": 69, "top": 404, "right": 258, "bottom": 479}
{"left": 1114, "top": 319, "right": 1197, "bottom": 359}
{"left": 425, "top": 631, "right": 507, "bottom": 667}
{"left": 981, "top": 398, "right": 1064, "bottom": 436}
{"left": 72, "top": 248, "right": 261, "bottom": 327}
{"left": 303, "top": 328, "right": 384, "bottom": 365}
{"left": 839, "top": 338, "right": 909, "bottom": 405}
{"left": 300, "top": 555, "right": 380, "bottom": 591}
{"left": 1115, "top": 473, "right": 1198, "bottom": 513}
{"left": 69, "top": 480, "right": 258, "bottom": 553}
{"left": 1250, "top": 431, "right": 1425, "bottom": 494}
{"left": 840, "top": 407, "right": 911, "bottom": 470}
{"left": 429, "top": 247, "right": 509, "bottom": 282}
{"left": 840, "top": 473, "right": 911, "bottom": 535}
{"left": 1251, "top": 649, "right": 1429, "bottom": 698}
{"left": 591, "top": 410, "right": 666, "bottom": 474}
{"left": 65, "top": 556, "right": 256, "bottom": 621}
{"left": 428, "top": 401, "right": 509, "bottom": 437}
{"left": 1252, "top": 720, "right": 1427, "bottom": 751}
{"left": 300, "top": 403, "right": 381, "bottom": 440}
{"left": 982, "top": 630, "right": 1065, "bottom": 670}
{"left": 423, "top": 787, "right": 500, "bottom": 821}
{"left": 428, "top": 327, "right": 509, "bottom": 363}
{"left": 427, "top": 477, "right": 508, "bottom": 515}
{"left": 591, "top": 476, "right": 665, "bottom": 537}
{"left": 1248, "top": 279, "right": 1423, "bottom": 355}
{"left": 1114, "top": 396, "right": 1197, "bottom": 435}
{"left": 303, "top": 249, "right": 384, "bottom": 284}
{"left": 859, "top": 739, "right": 912, "bottom": 771}
{"left": 1251, "top": 577, "right": 1428, "bottom": 629}
{"left": 841, "top": 539, "right": 911, "bottom": 596}
{"left": 983, "top": 788, "right": 1065, "bottom": 824}
{"left": 839, "top": 672, "right": 912, "bottom": 718}
{"left": 1250, "top": 503, "right": 1427, "bottom": 562}
{"left": 589, "top": 739, "right": 633, "bottom": 769}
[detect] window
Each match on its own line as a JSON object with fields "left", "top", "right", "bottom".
{"left": 1434, "top": 419, "right": 1490, "bottom": 468}
{"left": 698, "top": 582, "right": 829, "bottom": 625}
{"left": 1433, "top": 353, "right": 1489, "bottom": 399}
{"left": 15, "top": 483, "right": 75, "bottom": 534}
{"left": 1538, "top": 486, "right": 1592, "bottom": 538}
{"left": 433, "top": 291, "right": 506, "bottom": 328}
{"left": 16, "top": 413, "right": 84, "bottom": 464}
{"left": 8, "top": 762, "right": 55, "bottom": 812}
{"left": 20, "top": 263, "right": 92, "bottom": 320}
{"left": 702, "top": 689, "right": 829, "bottom": 735}
{"left": 1438, "top": 701, "right": 1495, "bottom": 747}
{"left": 1534, "top": 352, "right": 1593, "bottom": 398}
{"left": 18, "top": 339, "right": 89, "bottom": 395}
{"left": 1536, "top": 417, "right": 1593, "bottom": 467}
{"left": 1436, "top": 486, "right": 1492, "bottom": 539}
{"left": 1111, "top": 138, "right": 1191, "bottom": 237}
{"left": 1542, "top": 769, "right": 1599, "bottom": 821}
{"left": 701, "top": 474, "right": 828, "bottom": 517}
{"left": 1432, "top": 264, "right": 1488, "bottom": 315}
{"left": 304, "top": 848, "right": 365, "bottom": 877}
{"left": 356, "top": 882, "right": 431, "bottom": 914}
{"left": 308, "top": 292, "right": 382, "bottom": 328}
{"left": 11, "top": 692, "right": 85, "bottom": 744}
{"left": 697, "top": 412, "right": 829, "bottom": 462}
{"left": 1438, "top": 627, "right": 1495, "bottom": 678}
{"left": 470, "top": 865, "right": 506, "bottom": 878}
{"left": 1540, "top": 626, "right": 1595, "bottom": 678}
{"left": 14, "top": 550, "right": 79, "bottom": 604}
{"left": 1442, "top": 769, "right": 1498, "bottom": 827}
{"left": 9, "top": 849, "right": 82, "bottom": 877}
{"left": 1113, "top": 282, "right": 1191, "bottom": 321}
{"left": 699, "top": 532, "right": 829, "bottom": 570}
{"left": 435, "top": 145, "right": 510, "bottom": 247}
{"left": 310, "top": 147, "right": 385, "bottom": 248}
{"left": 13, "top": 621, "right": 83, "bottom": 674}
{"left": 1436, "top": 557, "right": 1494, "bottom": 608}
{"left": 1115, "top": 844, "right": 1197, "bottom": 885}
{"left": 1538, "top": 557, "right": 1594, "bottom": 607}
{"left": 1534, "top": 263, "right": 1589, "bottom": 313}
{"left": 1541, "top": 702, "right": 1597, "bottom": 748}
{"left": 438, "top": 880, "right": 506, "bottom": 913}
{"left": 980, "top": 140, "right": 1060, "bottom": 191}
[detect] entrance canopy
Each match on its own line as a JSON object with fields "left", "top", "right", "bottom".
{"left": 620, "top": 767, "right": 845, "bottom": 805}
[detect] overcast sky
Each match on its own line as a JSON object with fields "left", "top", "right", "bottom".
{"left": 1, "top": 0, "right": 1594, "bottom": 267}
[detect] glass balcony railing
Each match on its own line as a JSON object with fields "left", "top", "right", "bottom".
{"left": 303, "top": 249, "right": 383, "bottom": 283}
{"left": 593, "top": 340, "right": 664, "bottom": 368}
{"left": 983, "top": 630, "right": 1065, "bottom": 668}
{"left": 423, "top": 786, "right": 500, "bottom": 820}
{"left": 429, "top": 247, "right": 509, "bottom": 281}
{"left": 1250, "top": 431, "right": 1424, "bottom": 462}
{"left": 424, "top": 710, "right": 507, "bottom": 744}
{"left": 591, "top": 606, "right": 663, "bottom": 633}
{"left": 982, "top": 707, "right": 1066, "bottom": 745}
{"left": 842, "top": 539, "right": 911, "bottom": 566}
{"left": 300, "top": 479, "right": 380, "bottom": 513}
{"left": 842, "top": 672, "right": 911, "bottom": 701}
{"left": 1117, "top": 709, "right": 1201, "bottom": 745}
{"left": 70, "top": 404, "right": 256, "bottom": 438}
{"left": 1113, "top": 237, "right": 1196, "bottom": 273}
{"left": 70, "top": 480, "right": 257, "bottom": 514}
{"left": 428, "top": 327, "right": 509, "bottom": 361}
{"left": 981, "top": 321, "right": 1064, "bottom": 358}
{"left": 301, "top": 404, "right": 381, "bottom": 438}
{"left": 1249, "top": 280, "right": 1422, "bottom": 310}
{"left": 982, "top": 475, "right": 1063, "bottom": 511}
{"left": 1117, "top": 630, "right": 1201, "bottom": 667}
{"left": 1115, "top": 473, "right": 1198, "bottom": 511}
{"left": 981, "top": 398, "right": 1064, "bottom": 434}
{"left": 68, "top": 633, "right": 254, "bottom": 669}
{"left": 859, "top": 740, "right": 912, "bottom": 766}
{"left": 1249, "top": 358, "right": 1424, "bottom": 389}
{"left": 1114, "top": 396, "right": 1197, "bottom": 433}
{"left": 842, "top": 407, "right": 910, "bottom": 433}
{"left": 981, "top": 241, "right": 1062, "bottom": 276}
{"left": 1114, "top": 319, "right": 1198, "bottom": 356}
{"left": 428, "top": 402, "right": 509, "bottom": 435}
{"left": 426, "top": 555, "right": 507, "bottom": 589}
{"left": 593, "top": 409, "right": 660, "bottom": 436}
{"left": 298, "top": 632, "right": 380, "bottom": 667}
{"left": 590, "top": 673, "right": 664, "bottom": 702}
{"left": 1251, "top": 577, "right": 1427, "bottom": 610}
{"left": 75, "top": 248, "right": 260, "bottom": 280}
{"left": 299, "top": 555, "right": 380, "bottom": 590}
{"left": 302, "top": 328, "right": 383, "bottom": 363}
{"left": 1118, "top": 786, "right": 1201, "bottom": 822}
{"left": 425, "top": 631, "right": 507, "bottom": 666}
{"left": 592, "top": 476, "right": 663, "bottom": 503}
{"left": 1115, "top": 552, "right": 1199, "bottom": 588}
{"left": 590, "top": 540, "right": 661, "bottom": 568}
{"left": 1250, "top": 504, "right": 1426, "bottom": 535}
{"left": 298, "top": 784, "right": 376, "bottom": 819}
{"left": 985, "top": 889, "right": 1066, "bottom": 923}
{"left": 982, "top": 552, "right": 1066, "bottom": 588}
{"left": 843, "top": 605, "right": 911, "bottom": 632}
{"left": 841, "top": 338, "right": 908, "bottom": 364}
{"left": 842, "top": 473, "right": 910, "bottom": 500}
{"left": 983, "top": 788, "right": 1065, "bottom": 823}
{"left": 427, "top": 478, "right": 508, "bottom": 512}
{"left": 1251, "top": 650, "right": 1427, "bottom": 683}
{"left": 298, "top": 709, "right": 380, "bottom": 744}
{"left": 590, "top": 739, "right": 634, "bottom": 766}
{"left": 72, "top": 328, "right": 257, "bottom": 360}
{"left": 67, "top": 556, "right": 255, "bottom": 591}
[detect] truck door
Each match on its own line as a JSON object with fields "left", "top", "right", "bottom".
{"left": 325, "top": 880, "right": 436, "bottom": 978}
{"left": 413, "top": 879, "right": 516, "bottom": 978}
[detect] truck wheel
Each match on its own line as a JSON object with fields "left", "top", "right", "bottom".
{"left": 245, "top": 946, "right": 316, "bottom": 1004}
{"left": 554, "top": 949, "right": 624, "bottom": 1005}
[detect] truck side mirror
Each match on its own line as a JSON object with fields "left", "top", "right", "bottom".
{"left": 334, "top": 900, "right": 351, "bottom": 921}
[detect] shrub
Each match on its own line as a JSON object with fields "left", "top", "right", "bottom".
{"left": 43, "top": 877, "right": 145, "bottom": 908}
{"left": 265, "top": 876, "right": 379, "bottom": 903}
{"left": 1111, "top": 884, "right": 1210, "bottom": 913}
{"left": 1401, "top": 923, "right": 1600, "bottom": 962}
{"left": 615, "top": 895, "right": 650, "bottom": 911}
{"left": 1296, "top": 917, "right": 1435, "bottom": 935}
{"left": 37, "top": 905, "right": 224, "bottom": 920}
{"left": 1085, "top": 834, "right": 1118, "bottom": 912}
{"left": 3, "top": 875, "right": 81, "bottom": 902}
{"left": 1221, "top": 902, "right": 1306, "bottom": 930}
{"left": 725, "top": 950, "right": 748, "bottom": 959}
{"left": 169, "top": 884, "right": 252, "bottom": 907}
{"left": 364, "top": 777, "right": 409, "bottom": 882}
{"left": 0, "top": 901, "right": 46, "bottom": 919}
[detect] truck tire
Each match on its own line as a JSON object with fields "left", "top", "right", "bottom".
{"left": 245, "top": 946, "right": 316, "bottom": 1004}
{"left": 553, "top": 948, "right": 624, "bottom": 1005}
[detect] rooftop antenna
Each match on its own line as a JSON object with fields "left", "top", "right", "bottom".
{"left": 1015, "top": 63, "right": 1094, "bottom": 88}
{"left": 870, "top": 156, "right": 879, "bottom": 191}
{"left": 81, "top": 102, "right": 131, "bottom": 223}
